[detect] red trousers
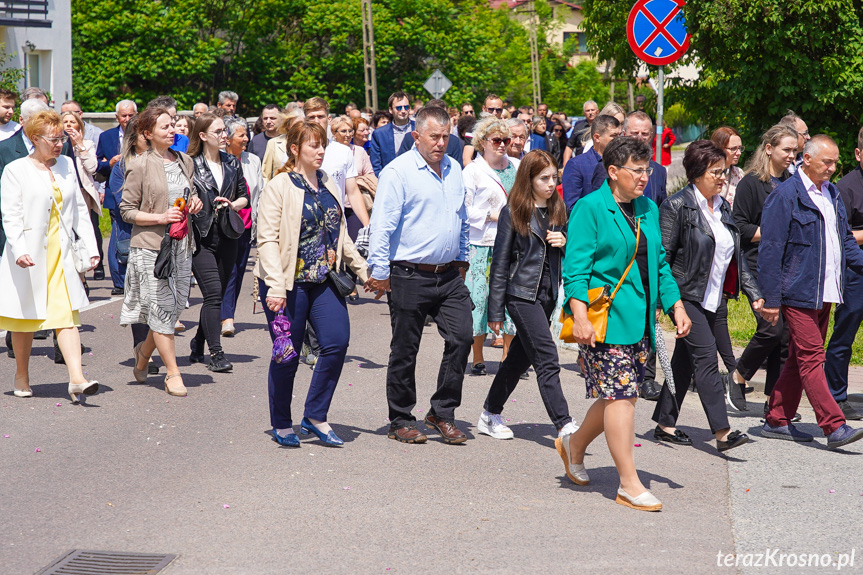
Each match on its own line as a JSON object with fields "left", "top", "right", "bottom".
{"left": 767, "top": 305, "right": 845, "bottom": 435}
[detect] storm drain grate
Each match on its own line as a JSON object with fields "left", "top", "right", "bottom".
{"left": 37, "top": 549, "right": 177, "bottom": 575}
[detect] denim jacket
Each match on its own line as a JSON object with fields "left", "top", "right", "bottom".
{"left": 758, "top": 171, "right": 863, "bottom": 309}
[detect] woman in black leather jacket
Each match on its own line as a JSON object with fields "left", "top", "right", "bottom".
{"left": 653, "top": 140, "right": 763, "bottom": 454}
{"left": 187, "top": 113, "right": 249, "bottom": 372}
{"left": 477, "top": 150, "right": 578, "bottom": 440}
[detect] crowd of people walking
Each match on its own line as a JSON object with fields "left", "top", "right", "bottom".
{"left": 2, "top": 85, "right": 863, "bottom": 514}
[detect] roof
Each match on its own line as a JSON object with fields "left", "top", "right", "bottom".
{"left": 488, "top": 0, "right": 582, "bottom": 9}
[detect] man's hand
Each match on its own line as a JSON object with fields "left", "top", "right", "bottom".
{"left": 760, "top": 307, "right": 780, "bottom": 326}
{"left": 365, "top": 278, "right": 390, "bottom": 300}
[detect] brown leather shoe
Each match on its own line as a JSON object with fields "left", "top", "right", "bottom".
{"left": 388, "top": 425, "right": 428, "bottom": 444}
{"left": 424, "top": 414, "right": 467, "bottom": 444}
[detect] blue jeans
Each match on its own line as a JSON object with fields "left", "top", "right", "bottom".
{"left": 259, "top": 279, "right": 350, "bottom": 429}
{"left": 221, "top": 228, "right": 252, "bottom": 321}
{"left": 108, "top": 210, "right": 132, "bottom": 290}
{"left": 825, "top": 270, "right": 863, "bottom": 402}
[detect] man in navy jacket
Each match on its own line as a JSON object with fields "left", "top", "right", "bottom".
{"left": 758, "top": 135, "right": 863, "bottom": 450}
{"left": 561, "top": 115, "right": 620, "bottom": 212}
{"left": 370, "top": 91, "right": 414, "bottom": 176}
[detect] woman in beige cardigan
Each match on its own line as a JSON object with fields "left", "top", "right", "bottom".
{"left": 255, "top": 120, "right": 369, "bottom": 448}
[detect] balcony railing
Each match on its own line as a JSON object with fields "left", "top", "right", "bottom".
{"left": 0, "top": 0, "right": 51, "bottom": 28}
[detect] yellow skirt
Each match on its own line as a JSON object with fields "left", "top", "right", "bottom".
{"left": 0, "top": 184, "right": 81, "bottom": 332}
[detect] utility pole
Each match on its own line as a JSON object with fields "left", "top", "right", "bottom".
{"left": 528, "top": 0, "right": 541, "bottom": 110}
{"left": 361, "top": 0, "right": 378, "bottom": 110}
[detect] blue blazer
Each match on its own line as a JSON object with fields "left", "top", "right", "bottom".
{"left": 370, "top": 120, "right": 415, "bottom": 176}
{"left": 759, "top": 171, "right": 863, "bottom": 309}
{"left": 561, "top": 147, "right": 601, "bottom": 212}
{"left": 589, "top": 159, "right": 667, "bottom": 206}
{"left": 396, "top": 128, "right": 464, "bottom": 168}
{"left": 96, "top": 126, "right": 122, "bottom": 180}
{"left": 0, "top": 129, "right": 30, "bottom": 255}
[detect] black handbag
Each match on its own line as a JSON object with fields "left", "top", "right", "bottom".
{"left": 217, "top": 203, "right": 244, "bottom": 240}
{"left": 153, "top": 228, "right": 174, "bottom": 280}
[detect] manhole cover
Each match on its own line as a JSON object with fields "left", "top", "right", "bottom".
{"left": 37, "top": 550, "right": 176, "bottom": 574}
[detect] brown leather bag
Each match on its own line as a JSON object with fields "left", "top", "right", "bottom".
{"left": 560, "top": 218, "right": 640, "bottom": 344}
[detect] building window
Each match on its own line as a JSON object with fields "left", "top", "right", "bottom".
{"left": 562, "top": 31, "right": 588, "bottom": 55}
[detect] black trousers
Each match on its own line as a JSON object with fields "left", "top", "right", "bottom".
{"left": 191, "top": 230, "right": 237, "bottom": 355}
{"left": 484, "top": 274, "right": 572, "bottom": 430}
{"left": 653, "top": 300, "right": 730, "bottom": 434}
{"left": 386, "top": 264, "right": 473, "bottom": 427}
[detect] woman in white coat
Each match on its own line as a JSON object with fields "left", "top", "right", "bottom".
{"left": 0, "top": 110, "right": 100, "bottom": 402}
{"left": 463, "top": 116, "right": 520, "bottom": 376}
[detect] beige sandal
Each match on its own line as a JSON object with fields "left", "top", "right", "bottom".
{"left": 132, "top": 342, "right": 149, "bottom": 383}
{"left": 165, "top": 373, "right": 188, "bottom": 397}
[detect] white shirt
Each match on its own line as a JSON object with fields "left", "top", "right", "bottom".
{"left": 800, "top": 168, "right": 843, "bottom": 303}
{"left": 0, "top": 121, "right": 19, "bottom": 141}
{"left": 321, "top": 141, "right": 357, "bottom": 204}
{"left": 695, "top": 188, "right": 735, "bottom": 312}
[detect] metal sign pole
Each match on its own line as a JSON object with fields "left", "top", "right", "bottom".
{"left": 655, "top": 66, "right": 664, "bottom": 164}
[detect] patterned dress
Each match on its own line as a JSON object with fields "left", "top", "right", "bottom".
{"left": 120, "top": 161, "right": 193, "bottom": 335}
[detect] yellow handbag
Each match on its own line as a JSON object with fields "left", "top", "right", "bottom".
{"left": 560, "top": 218, "right": 640, "bottom": 344}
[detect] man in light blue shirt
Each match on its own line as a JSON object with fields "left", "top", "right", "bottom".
{"left": 367, "top": 106, "right": 473, "bottom": 445}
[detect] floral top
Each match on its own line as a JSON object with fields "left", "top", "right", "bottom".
{"left": 291, "top": 171, "right": 342, "bottom": 283}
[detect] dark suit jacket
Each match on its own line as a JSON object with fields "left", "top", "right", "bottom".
{"left": 96, "top": 126, "right": 122, "bottom": 180}
{"left": 369, "top": 120, "right": 415, "bottom": 176}
{"left": 0, "top": 129, "right": 30, "bottom": 255}
{"left": 396, "top": 129, "right": 464, "bottom": 168}
{"left": 589, "top": 159, "right": 667, "bottom": 206}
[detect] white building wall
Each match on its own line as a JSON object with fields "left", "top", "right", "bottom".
{"left": 0, "top": 0, "right": 72, "bottom": 110}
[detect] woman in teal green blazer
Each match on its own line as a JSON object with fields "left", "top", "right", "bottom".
{"left": 554, "top": 137, "right": 691, "bottom": 512}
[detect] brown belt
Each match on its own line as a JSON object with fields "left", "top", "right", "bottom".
{"left": 392, "top": 261, "right": 465, "bottom": 274}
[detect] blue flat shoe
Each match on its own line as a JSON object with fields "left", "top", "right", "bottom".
{"left": 300, "top": 417, "right": 344, "bottom": 446}
{"left": 271, "top": 428, "right": 300, "bottom": 447}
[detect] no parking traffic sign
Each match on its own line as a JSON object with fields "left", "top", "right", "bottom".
{"left": 626, "top": 0, "right": 690, "bottom": 66}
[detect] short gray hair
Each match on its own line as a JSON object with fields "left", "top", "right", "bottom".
{"left": 115, "top": 99, "right": 137, "bottom": 113}
{"left": 20, "top": 98, "right": 48, "bottom": 121}
{"left": 223, "top": 116, "right": 247, "bottom": 138}
{"left": 803, "top": 134, "right": 837, "bottom": 157}
{"left": 218, "top": 91, "right": 239, "bottom": 104}
{"left": 415, "top": 106, "right": 451, "bottom": 133}
{"left": 472, "top": 116, "right": 510, "bottom": 151}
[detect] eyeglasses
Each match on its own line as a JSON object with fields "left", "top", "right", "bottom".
{"left": 725, "top": 146, "right": 745, "bottom": 153}
{"left": 489, "top": 137, "right": 511, "bottom": 147}
{"left": 486, "top": 107, "right": 503, "bottom": 114}
{"left": 40, "top": 135, "right": 68, "bottom": 145}
{"left": 707, "top": 167, "right": 730, "bottom": 178}
{"left": 616, "top": 165, "right": 654, "bottom": 177}
{"left": 394, "top": 105, "right": 410, "bottom": 111}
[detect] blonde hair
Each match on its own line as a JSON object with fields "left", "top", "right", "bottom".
{"left": 24, "top": 109, "right": 62, "bottom": 142}
{"left": 472, "top": 116, "right": 510, "bottom": 151}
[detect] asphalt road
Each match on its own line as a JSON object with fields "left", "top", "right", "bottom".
{"left": 1, "top": 258, "right": 862, "bottom": 574}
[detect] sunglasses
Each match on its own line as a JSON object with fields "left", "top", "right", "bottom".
{"left": 489, "top": 137, "right": 511, "bottom": 147}
{"left": 394, "top": 105, "right": 410, "bottom": 111}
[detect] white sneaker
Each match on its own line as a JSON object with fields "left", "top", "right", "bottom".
{"left": 477, "top": 411, "right": 514, "bottom": 439}
{"left": 558, "top": 421, "right": 580, "bottom": 437}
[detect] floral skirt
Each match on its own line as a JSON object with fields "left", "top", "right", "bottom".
{"left": 579, "top": 336, "right": 650, "bottom": 400}
{"left": 465, "top": 245, "right": 515, "bottom": 337}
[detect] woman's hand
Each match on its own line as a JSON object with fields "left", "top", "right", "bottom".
{"left": 266, "top": 296, "right": 286, "bottom": 312}
{"left": 752, "top": 298, "right": 764, "bottom": 313}
{"left": 161, "top": 206, "right": 184, "bottom": 225}
{"left": 187, "top": 196, "right": 203, "bottom": 215}
{"left": 547, "top": 230, "right": 566, "bottom": 248}
{"left": 16, "top": 255, "right": 34, "bottom": 268}
{"left": 488, "top": 321, "right": 503, "bottom": 335}
{"left": 671, "top": 302, "right": 692, "bottom": 338}
{"left": 67, "top": 128, "right": 84, "bottom": 149}
{"left": 88, "top": 256, "right": 101, "bottom": 271}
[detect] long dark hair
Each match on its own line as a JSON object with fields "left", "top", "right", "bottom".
{"left": 508, "top": 150, "right": 566, "bottom": 236}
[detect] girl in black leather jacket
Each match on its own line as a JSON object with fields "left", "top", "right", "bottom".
{"left": 187, "top": 113, "right": 249, "bottom": 373}
{"left": 477, "top": 150, "right": 578, "bottom": 440}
